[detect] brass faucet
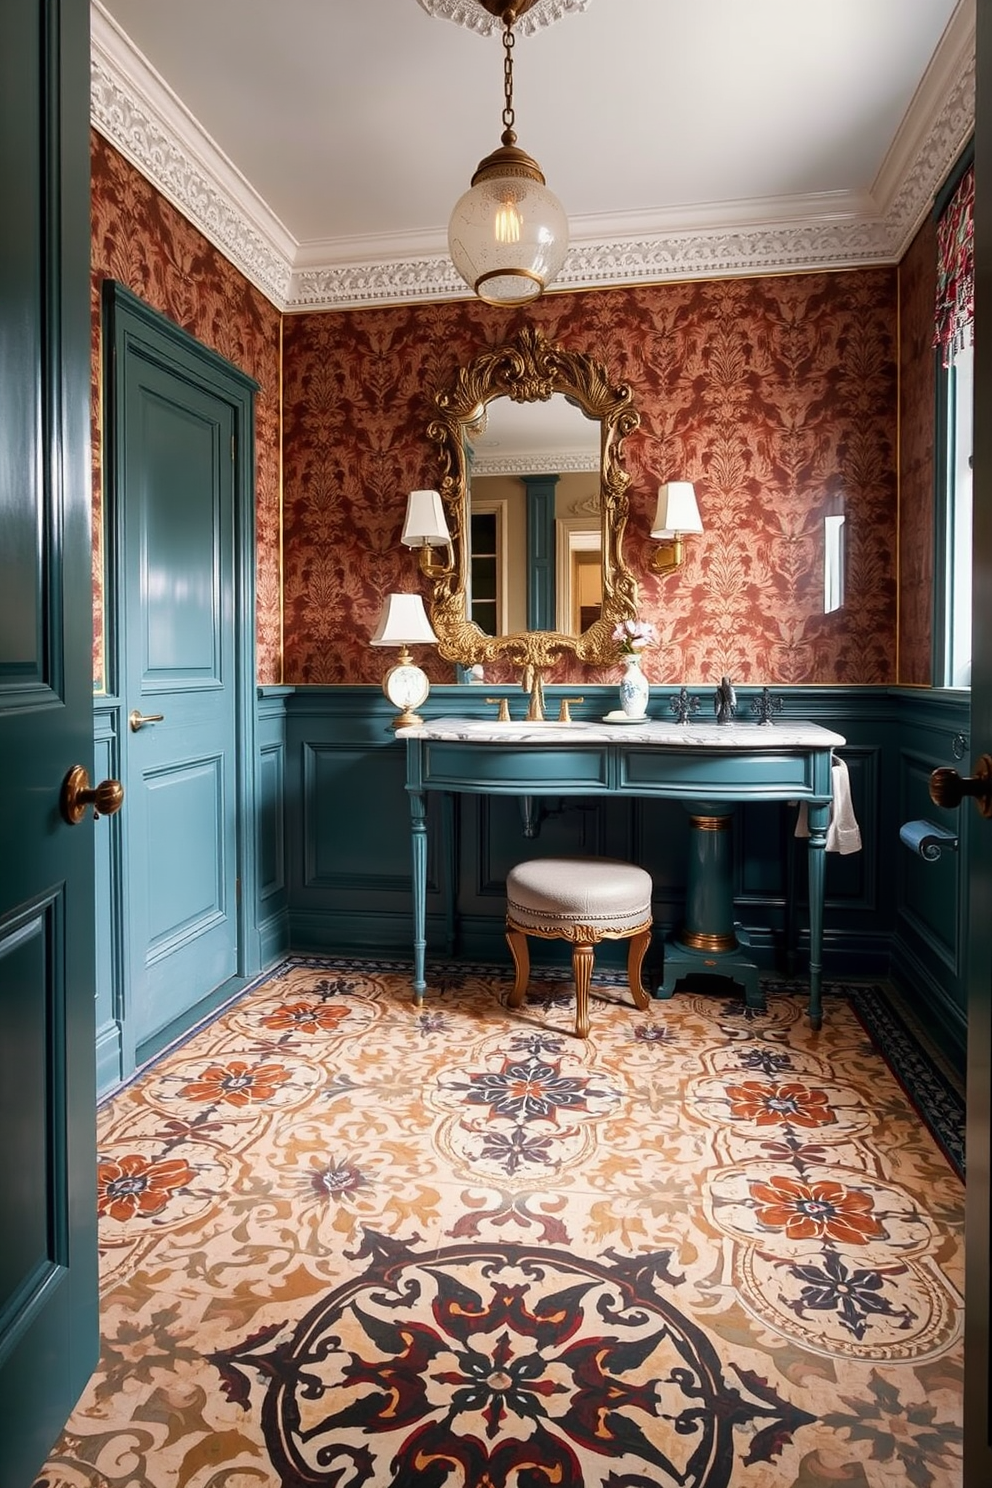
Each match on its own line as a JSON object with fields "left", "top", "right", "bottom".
{"left": 521, "top": 664, "right": 545, "bottom": 722}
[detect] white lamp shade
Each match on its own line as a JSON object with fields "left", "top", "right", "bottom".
{"left": 401, "top": 489, "right": 450, "bottom": 547}
{"left": 370, "top": 593, "right": 438, "bottom": 647}
{"left": 651, "top": 482, "right": 703, "bottom": 537}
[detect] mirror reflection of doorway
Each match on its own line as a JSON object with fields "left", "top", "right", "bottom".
{"left": 555, "top": 520, "right": 601, "bottom": 634}
{"left": 573, "top": 548, "right": 603, "bottom": 633}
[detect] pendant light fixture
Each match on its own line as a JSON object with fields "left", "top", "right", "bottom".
{"left": 447, "top": 1, "right": 569, "bottom": 305}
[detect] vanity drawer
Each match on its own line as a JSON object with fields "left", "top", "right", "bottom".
{"left": 619, "top": 749, "right": 815, "bottom": 796}
{"left": 420, "top": 742, "right": 610, "bottom": 793}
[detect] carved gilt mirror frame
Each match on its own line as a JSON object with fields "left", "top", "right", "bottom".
{"left": 423, "top": 327, "right": 641, "bottom": 672}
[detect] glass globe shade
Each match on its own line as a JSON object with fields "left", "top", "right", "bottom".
{"left": 448, "top": 171, "right": 569, "bottom": 305}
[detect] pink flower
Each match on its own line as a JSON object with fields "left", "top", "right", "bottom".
{"left": 612, "top": 618, "right": 657, "bottom": 654}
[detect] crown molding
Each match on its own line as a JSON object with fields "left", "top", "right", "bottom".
{"left": 91, "top": 3, "right": 295, "bottom": 306}
{"left": 90, "top": 0, "right": 975, "bottom": 315}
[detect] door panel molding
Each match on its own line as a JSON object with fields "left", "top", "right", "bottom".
{"left": 101, "top": 281, "right": 261, "bottom": 1083}
{"left": 0, "top": 4, "right": 97, "bottom": 1478}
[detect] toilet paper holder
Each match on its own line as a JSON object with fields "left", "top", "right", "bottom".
{"left": 899, "top": 819, "right": 959, "bottom": 862}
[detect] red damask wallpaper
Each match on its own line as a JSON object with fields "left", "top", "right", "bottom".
{"left": 282, "top": 275, "right": 899, "bottom": 686}
{"left": 90, "top": 133, "right": 283, "bottom": 687}
{"left": 898, "top": 216, "right": 938, "bottom": 687}
{"left": 90, "top": 136, "right": 909, "bottom": 691}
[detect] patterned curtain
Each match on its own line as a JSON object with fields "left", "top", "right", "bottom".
{"left": 934, "top": 163, "right": 974, "bottom": 368}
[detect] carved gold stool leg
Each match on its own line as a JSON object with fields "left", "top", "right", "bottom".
{"left": 571, "top": 941, "right": 595, "bottom": 1039}
{"left": 506, "top": 925, "right": 530, "bottom": 1009}
{"left": 627, "top": 927, "right": 652, "bottom": 1011}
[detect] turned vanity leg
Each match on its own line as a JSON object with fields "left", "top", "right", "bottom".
{"left": 410, "top": 788, "right": 428, "bottom": 1001}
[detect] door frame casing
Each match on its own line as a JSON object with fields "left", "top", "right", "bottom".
{"left": 100, "top": 281, "right": 261, "bottom": 1082}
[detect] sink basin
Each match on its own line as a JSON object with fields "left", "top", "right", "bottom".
{"left": 485, "top": 717, "right": 572, "bottom": 727}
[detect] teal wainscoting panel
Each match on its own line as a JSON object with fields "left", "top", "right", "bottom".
{"left": 286, "top": 688, "right": 443, "bottom": 956}
{"left": 889, "top": 689, "right": 969, "bottom": 1070}
{"left": 899, "top": 750, "right": 959, "bottom": 961}
{"left": 94, "top": 700, "right": 125, "bottom": 1096}
{"left": 257, "top": 688, "right": 291, "bottom": 965}
{"left": 283, "top": 686, "right": 895, "bottom": 984}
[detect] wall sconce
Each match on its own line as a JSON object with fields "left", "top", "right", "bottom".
{"left": 401, "top": 489, "right": 454, "bottom": 578}
{"left": 649, "top": 482, "right": 703, "bottom": 575}
{"left": 370, "top": 592, "right": 438, "bottom": 728}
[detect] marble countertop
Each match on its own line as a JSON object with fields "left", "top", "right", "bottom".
{"left": 397, "top": 716, "right": 846, "bottom": 749}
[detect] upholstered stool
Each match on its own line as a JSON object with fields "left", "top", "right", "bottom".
{"left": 505, "top": 857, "right": 653, "bottom": 1038}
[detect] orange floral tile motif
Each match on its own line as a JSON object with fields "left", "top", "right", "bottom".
{"left": 750, "top": 1175, "right": 887, "bottom": 1244}
{"left": 726, "top": 1080, "right": 836, "bottom": 1128}
{"left": 178, "top": 1059, "right": 291, "bottom": 1107}
{"left": 96, "top": 1154, "right": 194, "bottom": 1222}
{"left": 36, "top": 965, "right": 964, "bottom": 1488}
{"left": 260, "top": 1001, "right": 351, "bottom": 1035}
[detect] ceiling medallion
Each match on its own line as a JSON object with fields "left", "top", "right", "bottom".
{"left": 416, "top": 0, "right": 590, "bottom": 38}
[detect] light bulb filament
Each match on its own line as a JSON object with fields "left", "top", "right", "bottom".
{"left": 495, "top": 198, "right": 522, "bottom": 244}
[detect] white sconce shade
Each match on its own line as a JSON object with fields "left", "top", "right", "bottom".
{"left": 649, "top": 482, "right": 703, "bottom": 576}
{"left": 370, "top": 592, "right": 438, "bottom": 647}
{"left": 651, "top": 482, "right": 703, "bottom": 538}
{"left": 401, "top": 489, "right": 450, "bottom": 548}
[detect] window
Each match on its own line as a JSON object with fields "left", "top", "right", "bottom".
{"left": 933, "top": 155, "right": 974, "bottom": 688}
{"left": 943, "top": 340, "right": 973, "bottom": 686}
{"left": 469, "top": 504, "right": 507, "bottom": 636}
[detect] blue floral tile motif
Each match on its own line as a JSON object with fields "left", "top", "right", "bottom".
{"left": 449, "top": 1054, "right": 614, "bottom": 1123}
{"left": 781, "top": 1250, "right": 917, "bottom": 1341}
{"left": 472, "top": 1125, "right": 560, "bottom": 1175}
{"left": 736, "top": 1046, "right": 796, "bottom": 1077}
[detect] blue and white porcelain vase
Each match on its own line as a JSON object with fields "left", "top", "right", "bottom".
{"left": 619, "top": 654, "right": 650, "bottom": 718}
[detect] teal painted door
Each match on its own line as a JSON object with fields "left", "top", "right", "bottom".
{"left": 0, "top": 3, "right": 98, "bottom": 1484}
{"left": 117, "top": 335, "right": 240, "bottom": 1059}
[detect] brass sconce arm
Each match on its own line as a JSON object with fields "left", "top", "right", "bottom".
{"left": 650, "top": 482, "right": 702, "bottom": 576}
{"left": 649, "top": 532, "right": 688, "bottom": 575}
{"left": 413, "top": 537, "right": 456, "bottom": 580}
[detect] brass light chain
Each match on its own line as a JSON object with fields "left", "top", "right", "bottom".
{"left": 501, "top": 20, "right": 516, "bottom": 139}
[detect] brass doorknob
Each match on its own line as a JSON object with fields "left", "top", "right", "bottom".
{"left": 60, "top": 765, "right": 125, "bottom": 826}
{"left": 929, "top": 754, "right": 992, "bottom": 819}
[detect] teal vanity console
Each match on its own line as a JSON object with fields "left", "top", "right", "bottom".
{"left": 398, "top": 716, "right": 845, "bottom": 1028}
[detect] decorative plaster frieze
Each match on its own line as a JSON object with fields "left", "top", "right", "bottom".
{"left": 470, "top": 451, "right": 599, "bottom": 477}
{"left": 91, "top": 6, "right": 294, "bottom": 308}
{"left": 90, "top": 0, "right": 975, "bottom": 314}
{"left": 415, "top": 0, "right": 590, "bottom": 38}
{"left": 878, "top": 43, "right": 975, "bottom": 250}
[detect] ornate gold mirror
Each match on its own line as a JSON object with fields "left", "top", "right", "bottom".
{"left": 423, "top": 328, "right": 641, "bottom": 672}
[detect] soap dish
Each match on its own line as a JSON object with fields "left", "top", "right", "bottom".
{"left": 602, "top": 710, "right": 648, "bottom": 724}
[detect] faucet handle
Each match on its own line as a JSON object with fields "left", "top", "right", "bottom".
{"left": 486, "top": 697, "right": 511, "bottom": 723}
{"left": 557, "top": 698, "right": 584, "bottom": 723}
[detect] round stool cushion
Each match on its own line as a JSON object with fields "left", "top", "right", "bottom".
{"left": 506, "top": 857, "right": 652, "bottom": 934}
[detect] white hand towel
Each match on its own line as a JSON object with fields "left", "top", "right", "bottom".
{"left": 795, "top": 757, "right": 862, "bottom": 854}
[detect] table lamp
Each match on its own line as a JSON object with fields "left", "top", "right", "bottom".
{"left": 370, "top": 593, "right": 438, "bottom": 728}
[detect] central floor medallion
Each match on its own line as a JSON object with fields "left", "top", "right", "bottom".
{"left": 212, "top": 1228, "right": 814, "bottom": 1487}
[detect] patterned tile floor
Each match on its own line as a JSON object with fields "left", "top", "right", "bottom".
{"left": 36, "top": 959, "right": 963, "bottom": 1487}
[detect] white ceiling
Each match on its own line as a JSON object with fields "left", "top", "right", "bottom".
{"left": 91, "top": 0, "right": 975, "bottom": 312}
